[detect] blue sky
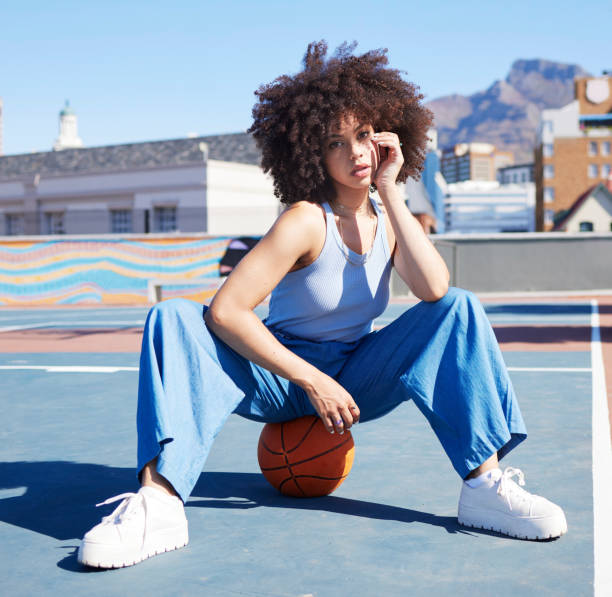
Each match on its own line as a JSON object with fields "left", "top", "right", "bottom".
{"left": 1, "top": 0, "right": 610, "bottom": 156}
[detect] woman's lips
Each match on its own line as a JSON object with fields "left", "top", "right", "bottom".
{"left": 351, "top": 164, "right": 371, "bottom": 177}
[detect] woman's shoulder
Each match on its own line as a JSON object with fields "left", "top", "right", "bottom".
{"left": 284, "top": 199, "right": 326, "bottom": 217}
{"left": 276, "top": 200, "right": 326, "bottom": 231}
{"left": 269, "top": 201, "right": 326, "bottom": 268}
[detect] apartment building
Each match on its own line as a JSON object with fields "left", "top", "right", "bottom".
{"left": 497, "top": 163, "right": 534, "bottom": 184}
{"left": 441, "top": 143, "right": 514, "bottom": 183}
{"left": 535, "top": 74, "right": 612, "bottom": 230}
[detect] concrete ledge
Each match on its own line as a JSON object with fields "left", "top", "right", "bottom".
{"left": 422, "top": 233, "right": 612, "bottom": 294}
{"left": 147, "top": 277, "right": 225, "bottom": 303}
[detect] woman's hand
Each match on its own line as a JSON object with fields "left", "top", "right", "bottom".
{"left": 304, "top": 371, "right": 360, "bottom": 434}
{"left": 371, "top": 132, "right": 404, "bottom": 193}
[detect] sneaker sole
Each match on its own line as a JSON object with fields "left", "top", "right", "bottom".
{"left": 78, "top": 529, "right": 189, "bottom": 569}
{"left": 458, "top": 507, "right": 568, "bottom": 540}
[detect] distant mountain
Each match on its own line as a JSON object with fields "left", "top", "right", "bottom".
{"left": 427, "top": 59, "right": 591, "bottom": 162}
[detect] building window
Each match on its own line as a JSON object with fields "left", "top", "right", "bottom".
{"left": 588, "top": 164, "right": 598, "bottom": 178}
{"left": 5, "top": 214, "right": 24, "bottom": 236}
{"left": 588, "top": 141, "right": 598, "bottom": 156}
{"left": 543, "top": 187, "right": 555, "bottom": 203}
{"left": 44, "top": 212, "right": 65, "bottom": 234}
{"left": 543, "top": 120, "right": 553, "bottom": 134}
{"left": 154, "top": 206, "right": 177, "bottom": 232}
{"left": 543, "top": 165, "right": 554, "bottom": 179}
{"left": 544, "top": 209, "right": 554, "bottom": 225}
{"left": 579, "top": 221, "right": 594, "bottom": 232}
{"left": 110, "top": 209, "right": 133, "bottom": 233}
{"left": 602, "top": 141, "right": 611, "bottom": 156}
{"left": 543, "top": 143, "right": 554, "bottom": 157}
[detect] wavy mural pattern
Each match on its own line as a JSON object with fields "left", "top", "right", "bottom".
{"left": 0, "top": 237, "right": 232, "bottom": 305}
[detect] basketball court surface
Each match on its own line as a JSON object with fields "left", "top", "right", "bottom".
{"left": 1, "top": 293, "right": 611, "bottom": 596}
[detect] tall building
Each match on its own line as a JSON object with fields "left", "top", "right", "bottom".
{"left": 53, "top": 100, "right": 83, "bottom": 151}
{"left": 404, "top": 128, "right": 446, "bottom": 233}
{"left": 441, "top": 143, "right": 514, "bottom": 183}
{"left": 535, "top": 74, "right": 612, "bottom": 230}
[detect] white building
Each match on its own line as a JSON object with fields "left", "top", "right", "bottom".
{"left": 445, "top": 180, "right": 535, "bottom": 233}
{"left": 0, "top": 133, "right": 279, "bottom": 236}
{"left": 553, "top": 182, "right": 612, "bottom": 232}
{"left": 53, "top": 101, "right": 84, "bottom": 151}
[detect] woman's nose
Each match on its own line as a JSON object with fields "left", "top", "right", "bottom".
{"left": 350, "top": 141, "right": 363, "bottom": 159}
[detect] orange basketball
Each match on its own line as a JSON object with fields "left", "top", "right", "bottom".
{"left": 257, "top": 415, "right": 354, "bottom": 497}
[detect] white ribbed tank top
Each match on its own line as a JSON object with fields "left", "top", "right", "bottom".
{"left": 265, "top": 198, "right": 392, "bottom": 342}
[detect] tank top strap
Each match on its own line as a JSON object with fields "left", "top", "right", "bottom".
{"left": 369, "top": 197, "right": 391, "bottom": 261}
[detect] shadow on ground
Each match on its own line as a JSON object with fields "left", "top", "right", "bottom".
{"left": 1, "top": 460, "right": 479, "bottom": 573}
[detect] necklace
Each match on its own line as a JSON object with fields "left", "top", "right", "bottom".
{"left": 331, "top": 201, "right": 377, "bottom": 264}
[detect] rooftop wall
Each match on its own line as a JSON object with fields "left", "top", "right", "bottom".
{"left": 392, "top": 232, "right": 612, "bottom": 295}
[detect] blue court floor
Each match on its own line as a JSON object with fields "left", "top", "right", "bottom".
{"left": 0, "top": 298, "right": 609, "bottom": 597}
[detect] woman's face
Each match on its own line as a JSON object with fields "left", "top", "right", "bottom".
{"left": 322, "top": 114, "right": 379, "bottom": 195}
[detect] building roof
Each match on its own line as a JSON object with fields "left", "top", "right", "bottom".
{"left": 59, "top": 100, "right": 75, "bottom": 118}
{"left": 552, "top": 182, "right": 612, "bottom": 230}
{"left": 497, "top": 162, "right": 534, "bottom": 172}
{"left": 0, "top": 133, "right": 261, "bottom": 181}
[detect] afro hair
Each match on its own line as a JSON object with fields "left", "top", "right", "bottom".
{"left": 248, "top": 41, "right": 433, "bottom": 205}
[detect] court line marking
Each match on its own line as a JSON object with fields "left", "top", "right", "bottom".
{"left": 0, "top": 365, "right": 138, "bottom": 373}
{"left": 591, "top": 299, "right": 612, "bottom": 596}
{"left": 507, "top": 367, "right": 591, "bottom": 372}
{"left": 0, "top": 320, "right": 145, "bottom": 332}
{"left": 0, "top": 323, "right": 50, "bottom": 332}
{"left": 0, "top": 364, "right": 593, "bottom": 374}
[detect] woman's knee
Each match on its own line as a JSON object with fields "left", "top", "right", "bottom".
{"left": 419, "top": 287, "right": 484, "bottom": 322}
{"left": 146, "top": 298, "right": 206, "bottom": 330}
{"left": 441, "top": 286, "right": 476, "bottom": 304}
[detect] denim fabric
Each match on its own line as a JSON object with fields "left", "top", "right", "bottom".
{"left": 137, "top": 287, "right": 527, "bottom": 502}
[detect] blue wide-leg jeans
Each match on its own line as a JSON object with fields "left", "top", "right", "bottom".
{"left": 137, "top": 287, "right": 527, "bottom": 502}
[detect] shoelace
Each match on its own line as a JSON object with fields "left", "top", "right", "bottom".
{"left": 96, "top": 492, "right": 145, "bottom": 525}
{"left": 496, "top": 467, "right": 528, "bottom": 511}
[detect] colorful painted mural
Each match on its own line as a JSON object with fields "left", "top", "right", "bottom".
{"left": 0, "top": 236, "right": 233, "bottom": 305}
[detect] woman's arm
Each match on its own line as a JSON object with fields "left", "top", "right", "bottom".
{"left": 204, "top": 202, "right": 360, "bottom": 432}
{"left": 372, "top": 132, "right": 449, "bottom": 302}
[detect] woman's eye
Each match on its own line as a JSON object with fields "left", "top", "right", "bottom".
{"left": 328, "top": 141, "right": 342, "bottom": 149}
{"left": 358, "top": 130, "right": 371, "bottom": 140}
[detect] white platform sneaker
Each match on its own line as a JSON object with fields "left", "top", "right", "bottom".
{"left": 78, "top": 486, "right": 189, "bottom": 568}
{"left": 458, "top": 467, "right": 567, "bottom": 540}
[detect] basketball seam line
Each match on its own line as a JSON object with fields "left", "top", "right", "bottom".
{"left": 285, "top": 416, "right": 319, "bottom": 454}
{"left": 280, "top": 422, "right": 306, "bottom": 497}
{"left": 259, "top": 435, "right": 353, "bottom": 470}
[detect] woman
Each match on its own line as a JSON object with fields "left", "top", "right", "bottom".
{"left": 78, "top": 42, "right": 566, "bottom": 569}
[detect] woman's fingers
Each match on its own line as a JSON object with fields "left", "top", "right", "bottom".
{"left": 307, "top": 374, "right": 360, "bottom": 434}
{"left": 322, "top": 415, "right": 335, "bottom": 434}
{"left": 333, "top": 416, "right": 345, "bottom": 434}
{"left": 349, "top": 402, "right": 360, "bottom": 423}
{"left": 325, "top": 402, "right": 360, "bottom": 434}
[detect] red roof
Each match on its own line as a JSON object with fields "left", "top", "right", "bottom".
{"left": 552, "top": 183, "right": 612, "bottom": 231}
